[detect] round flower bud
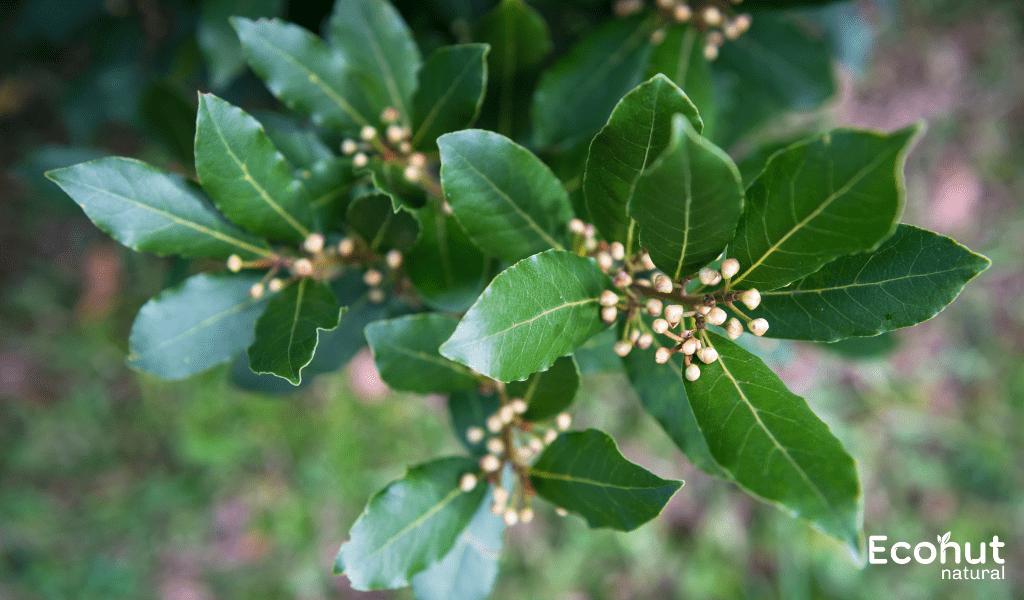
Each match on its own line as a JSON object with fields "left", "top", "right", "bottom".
{"left": 702, "top": 5, "right": 722, "bottom": 26}
{"left": 441, "top": 201, "right": 453, "bottom": 215}
{"left": 459, "top": 473, "right": 478, "bottom": 492}
{"left": 490, "top": 502, "right": 503, "bottom": 515}
{"left": 498, "top": 405, "right": 515, "bottom": 424}
{"left": 555, "top": 507, "right": 568, "bottom": 517}
{"left": 706, "top": 306, "right": 728, "bottom": 326}
{"left": 555, "top": 412, "right": 572, "bottom": 431}
{"left": 740, "top": 288, "right": 761, "bottom": 310}
{"left": 399, "top": 140, "right": 412, "bottom": 154}
{"left": 725, "top": 318, "right": 743, "bottom": 340}
{"left": 637, "top": 333, "right": 653, "bottom": 350}
{"left": 655, "top": 347, "right": 672, "bottom": 364}
{"left": 510, "top": 398, "right": 528, "bottom": 414}
{"left": 724, "top": 22, "right": 741, "bottom": 40}
{"left": 609, "top": 242, "right": 625, "bottom": 261}
{"left": 267, "top": 278, "right": 284, "bottom": 293}
{"left": 635, "top": 278, "right": 651, "bottom": 287}
{"left": 568, "top": 218, "right": 586, "bottom": 234}
{"left": 303, "top": 232, "right": 325, "bottom": 254}
{"left": 613, "top": 271, "right": 633, "bottom": 288}
{"left": 403, "top": 165, "right": 421, "bottom": 182}
{"left": 614, "top": 340, "right": 633, "bottom": 357}
{"left": 492, "top": 487, "right": 509, "bottom": 506}
{"left": 353, "top": 152, "right": 369, "bottom": 168}
{"left": 248, "top": 282, "right": 265, "bottom": 299}
{"left": 652, "top": 318, "right": 669, "bottom": 334}
{"left": 646, "top": 298, "right": 663, "bottom": 317}
{"left": 341, "top": 139, "right": 358, "bottom": 155}
{"left": 673, "top": 4, "right": 692, "bottom": 22}
{"left": 486, "top": 414, "right": 503, "bottom": 433}
{"left": 664, "top": 304, "right": 684, "bottom": 325}
{"left": 698, "top": 346, "right": 719, "bottom": 364}
{"left": 226, "top": 254, "right": 243, "bottom": 272}
{"left": 386, "top": 249, "right": 403, "bottom": 270}
{"left": 409, "top": 152, "right": 427, "bottom": 168}
{"left": 503, "top": 507, "right": 519, "bottom": 526}
{"left": 386, "top": 124, "right": 405, "bottom": 143}
{"left": 656, "top": 0, "right": 673, "bottom": 8}
{"left": 639, "top": 251, "right": 656, "bottom": 271}
{"left": 360, "top": 125, "right": 377, "bottom": 141}
{"left": 703, "top": 43, "right": 719, "bottom": 61}
{"left": 480, "top": 454, "right": 501, "bottom": 473}
{"left": 735, "top": 13, "right": 752, "bottom": 33}
{"left": 685, "top": 364, "right": 701, "bottom": 381}
{"left": 337, "top": 237, "right": 355, "bottom": 256}
{"left": 544, "top": 429, "right": 558, "bottom": 444}
{"left": 629, "top": 329, "right": 641, "bottom": 344}
{"left": 649, "top": 28, "right": 666, "bottom": 45}
{"left": 292, "top": 258, "right": 314, "bottom": 277}
{"left": 368, "top": 289, "right": 385, "bottom": 304}
{"left": 749, "top": 318, "right": 769, "bottom": 337}
{"left": 681, "top": 337, "right": 700, "bottom": 356}
{"left": 517, "top": 446, "right": 534, "bottom": 462}
{"left": 707, "top": 31, "right": 724, "bottom": 47}
{"left": 380, "top": 106, "right": 399, "bottom": 124}
{"left": 720, "top": 258, "right": 741, "bottom": 279}
{"left": 466, "top": 426, "right": 485, "bottom": 444}
{"left": 601, "top": 306, "right": 618, "bottom": 324}
{"left": 596, "top": 252, "right": 614, "bottom": 272}
{"left": 654, "top": 274, "right": 674, "bottom": 293}
{"left": 520, "top": 507, "right": 534, "bottom": 524}
{"left": 599, "top": 290, "right": 619, "bottom": 307}
{"left": 486, "top": 437, "right": 505, "bottom": 455}
{"left": 696, "top": 304, "right": 712, "bottom": 315}
{"left": 363, "top": 269, "right": 383, "bottom": 287}
{"left": 529, "top": 437, "right": 544, "bottom": 452}
{"left": 698, "top": 267, "right": 719, "bottom": 286}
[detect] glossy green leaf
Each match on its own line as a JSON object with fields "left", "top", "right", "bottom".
{"left": 198, "top": 0, "right": 283, "bottom": 89}
{"left": 232, "top": 17, "right": 376, "bottom": 130}
{"left": 247, "top": 279, "right": 342, "bottom": 385}
{"left": 337, "top": 457, "right": 487, "bottom": 590}
{"left": 410, "top": 484, "right": 505, "bottom": 600}
{"left": 529, "top": 429, "right": 682, "bottom": 531}
{"left": 195, "top": 93, "right": 313, "bottom": 241}
{"left": 254, "top": 111, "right": 336, "bottom": 168}
{"left": 820, "top": 333, "right": 898, "bottom": 359}
{"left": 366, "top": 314, "right": 479, "bottom": 394}
{"left": 532, "top": 16, "right": 656, "bottom": 148}
{"left": 449, "top": 390, "right": 501, "bottom": 455}
{"left": 474, "top": 0, "right": 551, "bottom": 74}
{"left": 327, "top": 0, "right": 421, "bottom": 127}
{"left": 45, "top": 157, "right": 270, "bottom": 259}
{"left": 406, "top": 208, "right": 492, "bottom": 313}
{"left": 584, "top": 74, "right": 703, "bottom": 246}
{"left": 411, "top": 44, "right": 489, "bottom": 151}
{"left": 367, "top": 161, "right": 429, "bottom": 213}
{"left": 729, "top": 125, "right": 922, "bottom": 292}
{"left": 751, "top": 225, "right": 991, "bottom": 341}
{"left": 306, "top": 157, "right": 356, "bottom": 228}
{"left": 139, "top": 81, "right": 197, "bottom": 165}
{"left": 684, "top": 331, "right": 862, "bottom": 553}
{"left": 127, "top": 273, "right": 268, "bottom": 379}
{"left": 645, "top": 25, "right": 715, "bottom": 138}
{"left": 441, "top": 250, "right": 611, "bottom": 382}
{"left": 622, "top": 344, "right": 722, "bottom": 476}
{"left": 346, "top": 193, "right": 420, "bottom": 252}
{"left": 438, "top": 130, "right": 573, "bottom": 263}
{"left": 507, "top": 356, "right": 580, "bottom": 421}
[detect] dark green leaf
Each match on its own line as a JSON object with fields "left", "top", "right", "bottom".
{"left": 195, "top": 93, "right": 313, "bottom": 241}
{"left": 366, "top": 314, "right": 479, "bottom": 394}
{"left": 438, "top": 130, "right": 573, "bottom": 263}
{"left": 232, "top": 17, "right": 377, "bottom": 130}
{"left": 128, "top": 273, "right": 268, "bottom": 379}
{"left": 529, "top": 428, "right": 682, "bottom": 531}
{"left": 449, "top": 390, "right": 502, "bottom": 455}
{"left": 645, "top": 25, "right": 716, "bottom": 138}
{"left": 474, "top": 0, "right": 552, "bottom": 75}
{"left": 45, "top": 157, "right": 271, "bottom": 259}
{"left": 819, "top": 333, "right": 898, "bottom": 359}
{"left": 337, "top": 457, "right": 487, "bottom": 590}
{"left": 327, "top": 0, "right": 421, "bottom": 127}
{"left": 247, "top": 279, "right": 342, "bottom": 385}
{"left": 139, "top": 81, "right": 197, "bottom": 165}
{"left": 507, "top": 356, "right": 580, "bottom": 421}
{"left": 584, "top": 74, "right": 703, "bottom": 246}
{"left": 684, "top": 331, "right": 862, "bottom": 553}
{"left": 306, "top": 157, "right": 356, "bottom": 228}
{"left": 412, "top": 44, "right": 489, "bottom": 151}
{"left": 573, "top": 329, "right": 623, "bottom": 375}
{"left": 532, "top": 16, "right": 656, "bottom": 148}
{"left": 254, "top": 111, "right": 336, "bottom": 168}
{"left": 751, "top": 225, "right": 991, "bottom": 341}
{"left": 729, "top": 125, "right": 922, "bottom": 291}
{"left": 367, "top": 161, "right": 429, "bottom": 213}
{"left": 406, "top": 208, "right": 492, "bottom": 313}
{"left": 346, "top": 193, "right": 420, "bottom": 252}
{"left": 198, "top": 0, "right": 284, "bottom": 88}
{"left": 441, "top": 250, "right": 611, "bottom": 382}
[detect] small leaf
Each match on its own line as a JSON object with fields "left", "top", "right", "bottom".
{"left": 406, "top": 207, "right": 493, "bottom": 313}
{"left": 195, "top": 93, "right": 313, "bottom": 241}
{"left": 45, "top": 157, "right": 270, "bottom": 259}
{"left": 584, "top": 73, "right": 703, "bottom": 246}
{"left": 438, "top": 130, "right": 573, "bottom": 263}
{"left": 729, "top": 125, "right": 923, "bottom": 291}
{"left": 474, "top": 0, "right": 552, "bottom": 75}
{"left": 327, "top": 0, "right": 421, "bottom": 127}
{"left": 366, "top": 161, "right": 429, "bottom": 213}
{"left": 338, "top": 457, "right": 487, "bottom": 590}
{"left": 631, "top": 114, "right": 743, "bottom": 279}
{"left": 684, "top": 331, "right": 862, "bottom": 554}
{"left": 440, "top": 250, "right": 611, "bottom": 382}
{"left": 197, "top": 0, "right": 283, "bottom": 89}
{"left": 530, "top": 429, "right": 682, "bottom": 531}
{"left": 366, "top": 314, "right": 479, "bottom": 394}
{"left": 507, "top": 355, "right": 580, "bottom": 421}
{"left": 412, "top": 44, "right": 489, "bottom": 151}
{"left": 646, "top": 25, "right": 716, "bottom": 138}
{"left": 128, "top": 273, "right": 268, "bottom": 379}
{"left": 346, "top": 193, "right": 420, "bottom": 252}
{"left": 247, "top": 278, "right": 342, "bottom": 385}
{"left": 449, "top": 390, "right": 501, "bottom": 455}
{"left": 751, "top": 225, "right": 991, "bottom": 341}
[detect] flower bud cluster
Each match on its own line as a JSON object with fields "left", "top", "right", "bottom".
{"left": 340, "top": 106, "right": 427, "bottom": 184}
{"left": 651, "top": 0, "right": 752, "bottom": 60}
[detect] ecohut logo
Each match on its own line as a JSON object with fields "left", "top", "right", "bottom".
{"left": 869, "top": 532, "right": 1007, "bottom": 580}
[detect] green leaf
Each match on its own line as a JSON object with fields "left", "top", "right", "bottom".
{"left": 346, "top": 193, "right": 420, "bottom": 252}
{"left": 410, "top": 483, "right": 505, "bottom": 600}
{"left": 820, "top": 333, "right": 898, "bottom": 359}
{"left": 631, "top": 114, "right": 744, "bottom": 279}
{"left": 584, "top": 74, "right": 703, "bottom": 246}
{"left": 254, "top": 111, "right": 336, "bottom": 168}
{"left": 306, "top": 157, "right": 356, "bottom": 228}
{"left": 127, "top": 273, "right": 268, "bottom": 379}
{"left": 449, "top": 390, "right": 502, "bottom": 455}
{"left": 529, "top": 429, "right": 682, "bottom": 531}
{"left": 411, "top": 44, "right": 489, "bottom": 151}
{"left": 45, "top": 157, "right": 271, "bottom": 259}
{"left": 232, "top": 17, "right": 377, "bottom": 130}
{"left": 573, "top": 329, "right": 624, "bottom": 375}
{"left": 532, "top": 16, "right": 656, "bottom": 148}
{"left": 327, "top": 0, "right": 421, "bottom": 127}
{"left": 195, "top": 93, "right": 313, "bottom": 242}
{"left": 751, "top": 224, "right": 991, "bottom": 341}
{"left": 197, "top": 0, "right": 283, "bottom": 89}
{"left": 474, "top": 0, "right": 552, "bottom": 74}
{"left": 438, "top": 130, "right": 573, "bottom": 263}
{"left": 366, "top": 314, "right": 480, "bottom": 394}
{"left": 622, "top": 344, "right": 722, "bottom": 476}
{"left": 507, "top": 356, "right": 580, "bottom": 421}
{"left": 684, "top": 331, "right": 862, "bottom": 553}
{"left": 441, "top": 250, "right": 611, "bottom": 382}
{"left": 406, "top": 208, "right": 493, "bottom": 313}
{"left": 139, "top": 81, "right": 197, "bottom": 165}
{"left": 367, "top": 161, "right": 429, "bottom": 213}
{"left": 338, "top": 457, "right": 487, "bottom": 590}
{"left": 247, "top": 278, "right": 342, "bottom": 385}
{"left": 729, "top": 125, "right": 922, "bottom": 292}
{"left": 645, "top": 25, "right": 716, "bottom": 138}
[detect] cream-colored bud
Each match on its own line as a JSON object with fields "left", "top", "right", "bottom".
{"left": 639, "top": 251, "right": 656, "bottom": 271}
{"left": 698, "top": 267, "right": 719, "bottom": 286}
{"left": 682, "top": 337, "right": 700, "bottom": 355}
{"left": 248, "top": 282, "right": 265, "bottom": 299}
{"left": 655, "top": 274, "right": 674, "bottom": 293}
{"left": 609, "top": 241, "right": 625, "bottom": 261}
{"left": 703, "top": 43, "right": 719, "bottom": 61}
{"left": 459, "top": 473, "right": 478, "bottom": 492}
{"left": 646, "top": 298, "right": 663, "bottom": 317}
{"left": 529, "top": 437, "right": 544, "bottom": 452}
{"left": 696, "top": 304, "right": 712, "bottom": 316}
{"left": 480, "top": 454, "right": 501, "bottom": 473}
{"left": 600, "top": 290, "right": 619, "bottom": 307}
{"left": 629, "top": 328, "right": 641, "bottom": 344}
{"left": 656, "top": 0, "right": 673, "bottom": 8}
{"left": 614, "top": 340, "right": 633, "bottom": 357}
{"left": 707, "top": 31, "right": 724, "bottom": 47}
{"left": 517, "top": 446, "right": 534, "bottom": 462}
{"left": 380, "top": 106, "right": 399, "bottom": 124}
{"left": 385, "top": 249, "right": 403, "bottom": 270}
{"left": 568, "top": 218, "right": 586, "bottom": 234}
{"left": 555, "top": 412, "right": 572, "bottom": 431}
{"left": 614, "top": 0, "right": 642, "bottom": 17}
{"left": 544, "top": 429, "right": 558, "bottom": 444}
{"left": 386, "top": 124, "right": 404, "bottom": 143}
{"left": 650, "top": 28, "right": 666, "bottom": 45}
{"left": 555, "top": 507, "right": 568, "bottom": 517}
{"left": 613, "top": 271, "right": 633, "bottom": 288}
{"left": 741, "top": 288, "right": 761, "bottom": 310}
{"left": 399, "top": 140, "right": 412, "bottom": 154}
{"left": 337, "top": 237, "right": 355, "bottom": 257}
{"left": 442, "top": 201, "right": 453, "bottom": 215}
{"left": 652, "top": 318, "right": 670, "bottom": 334}
{"left": 492, "top": 487, "right": 509, "bottom": 506}
{"left": 292, "top": 258, "right": 314, "bottom": 277}
{"left": 720, "top": 258, "right": 741, "bottom": 279}
{"left": 734, "top": 13, "right": 751, "bottom": 33}
{"left": 490, "top": 502, "right": 503, "bottom": 515}
{"left": 303, "top": 232, "right": 325, "bottom": 254}
{"left": 685, "top": 364, "right": 701, "bottom": 381}
{"left": 703, "top": 5, "right": 722, "bottom": 26}
{"left": 698, "top": 346, "right": 719, "bottom": 364}
{"left": 635, "top": 278, "right": 651, "bottom": 287}
{"left": 601, "top": 306, "right": 618, "bottom": 323}
{"left": 749, "top": 318, "right": 769, "bottom": 337}
{"left": 226, "top": 254, "right": 243, "bottom": 272}
{"left": 596, "top": 252, "right": 613, "bottom": 272}
{"left": 655, "top": 346, "right": 672, "bottom": 364}
{"left": 486, "top": 414, "right": 503, "bottom": 433}
{"left": 706, "top": 306, "right": 727, "bottom": 326}
{"left": 363, "top": 269, "right": 383, "bottom": 287}
{"left": 367, "top": 288, "right": 385, "bottom": 304}
{"left": 510, "top": 398, "right": 528, "bottom": 414}
{"left": 724, "top": 22, "right": 741, "bottom": 40}
{"left": 637, "top": 333, "right": 653, "bottom": 350}
{"left": 503, "top": 507, "right": 519, "bottom": 526}
{"left": 486, "top": 437, "right": 505, "bottom": 455}
{"left": 360, "top": 125, "right": 377, "bottom": 141}
{"left": 353, "top": 152, "right": 369, "bottom": 168}
{"left": 466, "top": 426, "right": 485, "bottom": 444}
{"left": 520, "top": 507, "right": 534, "bottom": 523}
{"left": 341, "top": 139, "right": 358, "bottom": 155}
{"left": 409, "top": 152, "right": 427, "bottom": 168}
{"left": 664, "top": 304, "right": 684, "bottom": 324}
{"left": 403, "top": 165, "right": 421, "bottom": 182}
{"left": 674, "top": 4, "right": 692, "bottom": 22}
{"left": 726, "top": 318, "right": 743, "bottom": 340}
{"left": 268, "top": 278, "right": 284, "bottom": 292}
{"left": 498, "top": 405, "right": 515, "bottom": 425}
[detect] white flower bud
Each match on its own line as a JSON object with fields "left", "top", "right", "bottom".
{"left": 614, "top": 0, "right": 642, "bottom": 17}
{"left": 403, "top": 165, "right": 421, "bottom": 182}
{"left": 480, "top": 454, "right": 501, "bottom": 473}
{"left": 520, "top": 507, "right": 534, "bottom": 523}
{"left": 706, "top": 306, "right": 727, "bottom": 326}
{"left": 226, "top": 254, "right": 243, "bottom": 272}
{"left": 459, "top": 473, "right": 478, "bottom": 492}
{"left": 490, "top": 502, "right": 503, "bottom": 515}
{"left": 380, "top": 106, "right": 399, "bottom": 124}
{"left": 596, "top": 252, "right": 613, "bottom": 272}
{"left": 707, "top": 31, "right": 724, "bottom": 47}
{"left": 674, "top": 4, "right": 692, "bottom": 22}
{"left": 629, "top": 329, "right": 641, "bottom": 344}
{"left": 664, "top": 304, "right": 684, "bottom": 325}
{"left": 303, "top": 232, "right": 325, "bottom": 254}
{"left": 655, "top": 274, "right": 674, "bottom": 293}
{"left": 682, "top": 337, "right": 700, "bottom": 355}
{"left": 698, "top": 267, "right": 719, "bottom": 286}
{"left": 353, "top": 152, "right": 369, "bottom": 168}
{"left": 685, "top": 364, "right": 701, "bottom": 381}
{"left": 568, "top": 218, "right": 586, "bottom": 234}
{"left": 498, "top": 405, "right": 515, "bottom": 424}
{"left": 650, "top": 28, "right": 666, "bottom": 45}
{"left": 360, "top": 125, "right": 377, "bottom": 141}
{"left": 441, "top": 201, "right": 453, "bottom": 215}
{"left": 601, "top": 306, "right": 618, "bottom": 323}
{"left": 614, "top": 340, "right": 633, "bottom": 357}
{"left": 492, "top": 487, "right": 509, "bottom": 506}
{"left": 720, "top": 258, "right": 740, "bottom": 279}
{"left": 267, "top": 278, "right": 284, "bottom": 292}
{"left": 749, "top": 318, "right": 769, "bottom": 337}
{"left": 726, "top": 318, "right": 743, "bottom": 340}
{"left": 656, "top": 0, "right": 673, "bottom": 8}
{"left": 613, "top": 271, "right": 633, "bottom": 288}
{"left": 735, "top": 13, "right": 752, "bottom": 33}
{"left": 696, "top": 305, "right": 712, "bottom": 315}
{"left": 386, "top": 124, "right": 405, "bottom": 143}
{"left": 341, "top": 139, "right": 358, "bottom": 155}
{"left": 466, "top": 426, "right": 485, "bottom": 444}
{"left": 639, "top": 251, "right": 656, "bottom": 271}
{"left": 600, "top": 290, "right": 619, "bottom": 307}
{"left": 555, "top": 412, "right": 572, "bottom": 431}
{"left": 646, "top": 298, "right": 663, "bottom": 317}
{"left": 635, "top": 278, "right": 651, "bottom": 287}
{"left": 338, "top": 237, "right": 355, "bottom": 257}
{"left": 652, "top": 318, "right": 669, "bottom": 334}
{"left": 409, "top": 152, "right": 427, "bottom": 168}
{"left": 740, "top": 288, "right": 761, "bottom": 310}
{"left": 510, "top": 398, "right": 528, "bottom": 414}
{"left": 248, "top": 282, "right": 265, "bottom": 299}
{"left": 517, "top": 446, "right": 534, "bottom": 462}
{"left": 637, "top": 333, "right": 653, "bottom": 349}
{"left": 486, "top": 437, "right": 505, "bottom": 455}
{"left": 698, "top": 346, "right": 719, "bottom": 364}
{"left": 486, "top": 414, "right": 503, "bottom": 433}
{"left": 555, "top": 507, "right": 568, "bottom": 517}
{"left": 609, "top": 242, "right": 625, "bottom": 261}
{"left": 292, "top": 258, "right": 314, "bottom": 277}
{"left": 399, "top": 140, "right": 412, "bottom": 154}
{"left": 703, "top": 5, "right": 722, "bottom": 26}
{"left": 544, "top": 429, "right": 558, "bottom": 444}
{"left": 503, "top": 507, "right": 519, "bottom": 526}
{"left": 363, "top": 269, "right": 383, "bottom": 287}
{"left": 367, "top": 288, "right": 385, "bottom": 304}
{"left": 703, "top": 43, "right": 719, "bottom": 61}
{"left": 655, "top": 346, "right": 672, "bottom": 364}
{"left": 385, "top": 249, "right": 403, "bottom": 270}
{"left": 724, "top": 22, "right": 741, "bottom": 40}
{"left": 529, "top": 437, "right": 544, "bottom": 452}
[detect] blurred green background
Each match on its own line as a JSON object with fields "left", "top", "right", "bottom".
{"left": 1, "top": 0, "right": 1022, "bottom": 598}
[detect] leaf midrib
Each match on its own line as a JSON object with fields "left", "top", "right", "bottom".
{"left": 360, "top": 486, "right": 464, "bottom": 563}
{"left": 762, "top": 266, "right": 970, "bottom": 296}
{"left": 445, "top": 297, "right": 597, "bottom": 350}
{"left": 412, "top": 51, "right": 481, "bottom": 147}
{"left": 529, "top": 468, "right": 673, "bottom": 491}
